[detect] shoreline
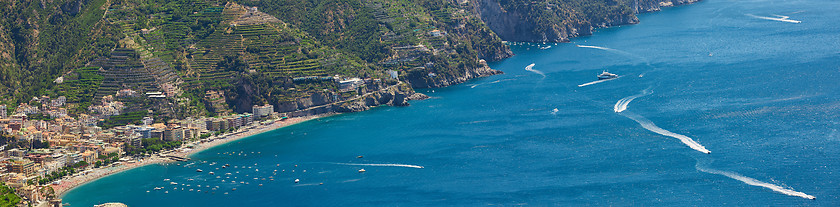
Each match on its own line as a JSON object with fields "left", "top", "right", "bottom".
{"left": 54, "top": 114, "right": 329, "bottom": 198}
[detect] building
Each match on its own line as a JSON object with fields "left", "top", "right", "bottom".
{"left": 252, "top": 105, "right": 274, "bottom": 117}
{"left": 51, "top": 154, "right": 68, "bottom": 169}
{"left": 80, "top": 151, "right": 96, "bottom": 164}
{"left": 7, "top": 149, "right": 26, "bottom": 157}
{"left": 8, "top": 159, "right": 35, "bottom": 176}
{"left": 116, "top": 89, "right": 138, "bottom": 98}
{"left": 220, "top": 119, "right": 229, "bottom": 130}
{"left": 429, "top": 29, "right": 446, "bottom": 37}
{"left": 150, "top": 128, "right": 164, "bottom": 140}
{"left": 339, "top": 78, "right": 364, "bottom": 92}
{"left": 126, "top": 134, "right": 142, "bottom": 147}
{"left": 142, "top": 117, "right": 154, "bottom": 126}
{"left": 387, "top": 70, "right": 399, "bottom": 80}
{"left": 164, "top": 126, "right": 184, "bottom": 142}
{"left": 241, "top": 113, "right": 253, "bottom": 126}
{"left": 54, "top": 96, "right": 66, "bottom": 107}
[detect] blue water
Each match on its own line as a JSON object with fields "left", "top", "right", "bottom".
{"left": 64, "top": 0, "right": 840, "bottom": 205}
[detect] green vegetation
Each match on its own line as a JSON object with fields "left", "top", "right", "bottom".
{"left": 94, "top": 152, "right": 121, "bottom": 167}
{"left": 0, "top": 0, "right": 121, "bottom": 105}
{"left": 35, "top": 167, "right": 77, "bottom": 185}
{"left": 99, "top": 110, "right": 148, "bottom": 128}
{"left": 0, "top": 0, "right": 662, "bottom": 118}
{"left": 57, "top": 67, "right": 104, "bottom": 113}
{"left": 125, "top": 138, "right": 182, "bottom": 156}
{"left": 0, "top": 184, "right": 20, "bottom": 207}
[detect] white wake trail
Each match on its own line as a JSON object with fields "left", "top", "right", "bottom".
{"left": 614, "top": 90, "right": 652, "bottom": 112}
{"left": 524, "top": 63, "right": 545, "bottom": 77}
{"left": 330, "top": 163, "right": 424, "bottom": 169}
{"left": 622, "top": 113, "right": 711, "bottom": 154}
{"left": 696, "top": 164, "right": 815, "bottom": 200}
{"left": 577, "top": 77, "right": 620, "bottom": 87}
{"left": 747, "top": 14, "right": 801, "bottom": 23}
{"left": 576, "top": 45, "right": 614, "bottom": 51}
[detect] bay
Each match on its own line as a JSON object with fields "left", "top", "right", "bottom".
{"left": 63, "top": 0, "right": 840, "bottom": 205}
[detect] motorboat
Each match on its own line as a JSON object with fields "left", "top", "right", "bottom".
{"left": 597, "top": 71, "right": 619, "bottom": 80}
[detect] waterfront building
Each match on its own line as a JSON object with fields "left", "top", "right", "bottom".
{"left": 253, "top": 105, "right": 274, "bottom": 118}
{"left": 164, "top": 126, "right": 184, "bottom": 142}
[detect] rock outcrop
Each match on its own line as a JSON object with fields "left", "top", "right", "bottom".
{"left": 403, "top": 64, "right": 503, "bottom": 89}
{"left": 636, "top": 0, "right": 703, "bottom": 13}
{"left": 472, "top": 0, "right": 700, "bottom": 43}
{"left": 282, "top": 83, "right": 421, "bottom": 116}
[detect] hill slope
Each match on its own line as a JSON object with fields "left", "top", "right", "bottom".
{"left": 0, "top": 0, "right": 700, "bottom": 119}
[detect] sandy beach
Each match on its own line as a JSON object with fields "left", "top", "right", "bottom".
{"left": 54, "top": 115, "right": 327, "bottom": 197}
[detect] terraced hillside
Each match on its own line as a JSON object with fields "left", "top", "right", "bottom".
{"left": 87, "top": 49, "right": 159, "bottom": 101}
{"left": 0, "top": 0, "right": 698, "bottom": 119}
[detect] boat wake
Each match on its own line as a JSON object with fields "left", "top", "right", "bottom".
{"left": 471, "top": 79, "right": 510, "bottom": 88}
{"left": 525, "top": 63, "right": 545, "bottom": 77}
{"left": 747, "top": 14, "right": 801, "bottom": 23}
{"left": 614, "top": 89, "right": 652, "bottom": 112}
{"left": 330, "top": 163, "right": 424, "bottom": 169}
{"left": 696, "top": 162, "right": 815, "bottom": 200}
{"left": 621, "top": 113, "right": 711, "bottom": 154}
{"left": 575, "top": 45, "right": 615, "bottom": 51}
{"left": 578, "top": 77, "right": 620, "bottom": 87}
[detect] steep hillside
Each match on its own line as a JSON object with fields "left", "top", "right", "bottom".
{"left": 0, "top": 0, "right": 701, "bottom": 119}
{"left": 0, "top": 0, "right": 121, "bottom": 105}
{"left": 472, "top": 0, "right": 701, "bottom": 42}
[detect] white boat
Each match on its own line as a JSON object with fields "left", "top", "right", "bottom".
{"left": 597, "top": 71, "right": 619, "bottom": 80}
{"left": 170, "top": 182, "right": 178, "bottom": 185}
{"left": 294, "top": 179, "right": 300, "bottom": 183}
{"left": 358, "top": 169, "right": 366, "bottom": 173}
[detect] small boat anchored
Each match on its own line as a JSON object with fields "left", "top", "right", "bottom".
{"left": 597, "top": 71, "right": 619, "bottom": 80}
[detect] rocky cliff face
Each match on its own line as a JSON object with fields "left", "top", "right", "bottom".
{"left": 472, "top": 0, "right": 699, "bottom": 43}
{"left": 635, "top": 0, "right": 702, "bottom": 13}
{"left": 279, "top": 82, "right": 429, "bottom": 117}
{"left": 403, "top": 64, "right": 503, "bottom": 89}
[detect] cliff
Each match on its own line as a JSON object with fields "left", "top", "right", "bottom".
{"left": 403, "top": 63, "right": 503, "bottom": 89}
{"left": 636, "top": 0, "right": 703, "bottom": 13}
{"left": 283, "top": 82, "right": 429, "bottom": 116}
{"left": 472, "top": 0, "right": 700, "bottom": 43}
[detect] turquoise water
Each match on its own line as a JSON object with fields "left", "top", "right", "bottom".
{"left": 64, "top": 0, "right": 840, "bottom": 205}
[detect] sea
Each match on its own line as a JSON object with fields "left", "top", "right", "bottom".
{"left": 63, "top": 0, "right": 840, "bottom": 205}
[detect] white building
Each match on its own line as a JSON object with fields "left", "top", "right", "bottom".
{"left": 253, "top": 105, "right": 274, "bottom": 117}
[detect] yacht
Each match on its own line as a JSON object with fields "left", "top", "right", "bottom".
{"left": 597, "top": 71, "right": 619, "bottom": 80}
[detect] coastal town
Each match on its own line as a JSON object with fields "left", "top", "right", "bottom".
{"left": 0, "top": 91, "right": 297, "bottom": 207}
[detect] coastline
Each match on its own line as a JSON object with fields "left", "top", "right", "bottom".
{"left": 54, "top": 114, "right": 329, "bottom": 198}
